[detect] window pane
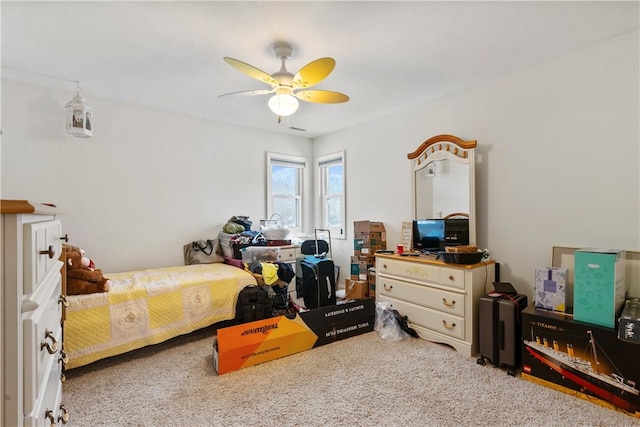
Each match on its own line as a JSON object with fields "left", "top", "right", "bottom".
{"left": 273, "top": 197, "right": 299, "bottom": 228}
{"left": 327, "top": 197, "right": 342, "bottom": 227}
{"left": 272, "top": 165, "right": 297, "bottom": 195}
{"left": 327, "top": 164, "right": 343, "bottom": 194}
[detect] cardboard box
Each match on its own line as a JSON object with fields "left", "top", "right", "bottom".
{"left": 619, "top": 298, "right": 640, "bottom": 344}
{"left": 213, "top": 299, "right": 375, "bottom": 374}
{"left": 574, "top": 248, "right": 626, "bottom": 328}
{"left": 368, "top": 267, "right": 376, "bottom": 299}
{"left": 354, "top": 221, "right": 386, "bottom": 255}
{"left": 521, "top": 305, "right": 640, "bottom": 415}
{"left": 350, "top": 255, "right": 375, "bottom": 280}
{"left": 354, "top": 239, "right": 385, "bottom": 256}
{"left": 345, "top": 279, "right": 369, "bottom": 300}
{"left": 354, "top": 220, "right": 386, "bottom": 236}
{"left": 534, "top": 267, "right": 568, "bottom": 312}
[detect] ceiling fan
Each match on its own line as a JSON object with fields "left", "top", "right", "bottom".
{"left": 219, "top": 41, "right": 349, "bottom": 123}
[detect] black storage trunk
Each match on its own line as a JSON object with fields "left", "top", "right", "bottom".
{"left": 300, "top": 256, "right": 337, "bottom": 309}
{"left": 477, "top": 294, "right": 528, "bottom": 375}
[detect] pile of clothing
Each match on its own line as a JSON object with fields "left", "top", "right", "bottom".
{"left": 219, "top": 216, "right": 266, "bottom": 259}
{"left": 247, "top": 261, "right": 296, "bottom": 310}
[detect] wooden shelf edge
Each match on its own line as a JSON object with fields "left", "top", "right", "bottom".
{"left": 1, "top": 199, "right": 63, "bottom": 215}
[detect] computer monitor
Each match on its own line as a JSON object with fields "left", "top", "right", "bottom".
{"left": 412, "top": 219, "right": 445, "bottom": 252}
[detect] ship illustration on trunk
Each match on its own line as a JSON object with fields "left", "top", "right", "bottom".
{"left": 524, "top": 329, "right": 639, "bottom": 412}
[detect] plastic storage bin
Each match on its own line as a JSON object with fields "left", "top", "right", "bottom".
{"left": 241, "top": 246, "right": 280, "bottom": 263}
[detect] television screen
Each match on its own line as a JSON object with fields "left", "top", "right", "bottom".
{"left": 412, "top": 219, "right": 445, "bottom": 251}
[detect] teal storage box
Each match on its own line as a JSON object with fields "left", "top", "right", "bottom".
{"left": 573, "top": 248, "right": 626, "bottom": 328}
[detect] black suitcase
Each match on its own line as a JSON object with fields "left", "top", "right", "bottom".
{"left": 300, "top": 255, "right": 337, "bottom": 309}
{"left": 477, "top": 293, "right": 528, "bottom": 376}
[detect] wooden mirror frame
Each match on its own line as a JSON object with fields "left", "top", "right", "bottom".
{"left": 408, "top": 134, "right": 477, "bottom": 246}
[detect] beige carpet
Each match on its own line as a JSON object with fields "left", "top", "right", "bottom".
{"left": 64, "top": 326, "right": 640, "bottom": 427}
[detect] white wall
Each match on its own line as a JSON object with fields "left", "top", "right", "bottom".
{"left": 315, "top": 31, "right": 640, "bottom": 298}
{"left": 1, "top": 81, "right": 312, "bottom": 272}
{"left": 2, "top": 31, "right": 638, "bottom": 300}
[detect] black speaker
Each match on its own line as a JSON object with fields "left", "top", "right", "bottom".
{"left": 444, "top": 219, "right": 469, "bottom": 247}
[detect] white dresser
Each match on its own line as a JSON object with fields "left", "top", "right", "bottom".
{"left": 2, "top": 200, "right": 68, "bottom": 426}
{"left": 276, "top": 245, "right": 300, "bottom": 266}
{"left": 276, "top": 245, "right": 300, "bottom": 300}
{"left": 376, "top": 253, "right": 495, "bottom": 357}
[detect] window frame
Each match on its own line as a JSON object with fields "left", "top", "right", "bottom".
{"left": 317, "top": 150, "right": 346, "bottom": 240}
{"left": 266, "top": 152, "right": 306, "bottom": 234}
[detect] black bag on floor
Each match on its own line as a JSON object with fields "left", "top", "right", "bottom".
{"left": 235, "top": 285, "right": 272, "bottom": 324}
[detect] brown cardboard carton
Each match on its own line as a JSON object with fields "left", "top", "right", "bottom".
{"left": 345, "top": 278, "right": 369, "bottom": 300}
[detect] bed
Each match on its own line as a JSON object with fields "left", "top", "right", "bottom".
{"left": 64, "top": 263, "right": 256, "bottom": 369}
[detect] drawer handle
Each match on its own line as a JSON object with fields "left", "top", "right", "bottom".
{"left": 45, "top": 409, "right": 56, "bottom": 427}
{"left": 442, "top": 298, "right": 456, "bottom": 307}
{"left": 59, "top": 350, "right": 69, "bottom": 365}
{"left": 39, "top": 245, "right": 56, "bottom": 259}
{"left": 383, "top": 284, "right": 393, "bottom": 291}
{"left": 383, "top": 264, "right": 388, "bottom": 269}
{"left": 60, "top": 234, "right": 69, "bottom": 242}
{"left": 41, "top": 329, "right": 58, "bottom": 354}
{"left": 442, "top": 320, "right": 456, "bottom": 330}
{"left": 448, "top": 275, "right": 455, "bottom": 282}
{"left": 59, "top": 404, "right": 70, "bottom": 424}
{"left": 59, "top": 294, "right": 69, "bottom": 307}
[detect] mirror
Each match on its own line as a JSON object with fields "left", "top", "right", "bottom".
{"left": 408, "top": 134, "right": 476, "bottom": 245}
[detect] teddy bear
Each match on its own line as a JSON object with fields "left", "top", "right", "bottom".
{"left": 64, "top": 243, "right": 95, "bottom": 269}
{"left": 64, "top": 245, "right": 111, "bottom": 295}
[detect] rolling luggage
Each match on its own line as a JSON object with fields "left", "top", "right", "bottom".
{"left": 477, "top": 283, "right": 527, "bottom": 376}
{"left": 298, "top": 229, "right": 337, "bottom": 309}
{"left": 300, "top": 256, "right": 337, "bottom": 309}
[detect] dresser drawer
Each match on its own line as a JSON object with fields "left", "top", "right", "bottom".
{"left": 439, "top": 267, "right": 465, "bottom": 289}
{"left": 23, "top": 220, "right": 62, "bottom": 294}
{"left": 377, "top": 257, "right": 465, "bottom": 290}
{"left": 277, "top": 247, "right": 298, "bottom": 263}
{"left": 377, "top": 257, "right": 440, "bottom": 283}
{"left": 379, "top": 296, "right": 465, "bottom": 341}
{"left": 23, "top": 275, "right": 63, "bottom": 416}
{"left": 24, "top": 363, "right": 63, "bottom": 427}
{"left": 377, "top": 276, "right": 465, "bottom": 317}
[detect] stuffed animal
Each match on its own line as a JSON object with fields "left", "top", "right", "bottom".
{"left": 63, "top": 244, "right": 94, "bottom": 268}
{"left": 65, "top": 247, "right": 110, "bottom": 295}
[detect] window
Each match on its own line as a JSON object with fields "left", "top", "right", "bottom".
{"left": 266, "top": 153, "right": 305, "bottom": 233}
{"left": 318, "top": 151, "right": 345, "bottom": 239}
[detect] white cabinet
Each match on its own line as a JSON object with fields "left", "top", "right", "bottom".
{"left": 2, "top": 201, "right": 67, "bottom": 427}
{"left": 276, "top": 245, "right": 300, "bottom": 300}
{"left": 376, "top": 253, "right": 494, "bottom": 357}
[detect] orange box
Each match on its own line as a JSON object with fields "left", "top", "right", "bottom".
{"left": 213, "top": 315, "right": 316, "bottom": 375}
{"left": 213, "top": 299, "right": 375, "bottom": 374}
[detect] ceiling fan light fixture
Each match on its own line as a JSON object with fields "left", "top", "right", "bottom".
{"left": 268, "top": 93, "right": 299, "bottom": 117}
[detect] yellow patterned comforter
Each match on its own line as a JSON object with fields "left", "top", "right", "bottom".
{"left": 64, "top": 263, "right": 256, "bottom": 369}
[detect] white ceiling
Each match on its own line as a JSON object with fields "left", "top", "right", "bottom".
{"left": 2, "top": 1, "right": 639, "bottom": 139}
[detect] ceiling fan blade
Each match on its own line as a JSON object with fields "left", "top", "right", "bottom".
{"left": 223, "top": 57, "right": 279, "bottom": 87}
{"left": 218, "top": 89, "right": 273, "bottom": 98}
{"left": 292, "top": 57, "right": 336, "bottom": 89}
{"left": 295, "top": 90, "right": 349, "bottom": 104}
